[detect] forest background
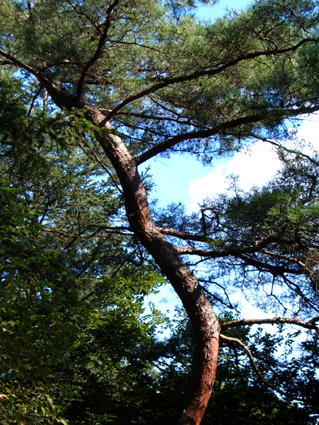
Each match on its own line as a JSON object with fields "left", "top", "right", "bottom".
{"left": 1, "top": 0, "right": 319, "bottom": 424}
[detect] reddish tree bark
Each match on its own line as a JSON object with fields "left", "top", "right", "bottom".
{"left": 85, "top": 106, "right": 221, "bottom": 425}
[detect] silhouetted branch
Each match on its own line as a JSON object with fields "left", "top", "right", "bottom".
{"left": 76, "top": 0, "right": 122, "bottom": 100}
{"left": 220, "top": 334, "right": 284, "bottom": 394}
{"left": 221, "top": 316, "right": 319, "bottom": 334}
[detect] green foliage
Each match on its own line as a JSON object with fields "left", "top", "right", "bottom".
{"left": 1, "top": 0, "right": 319, "bottom": 423}
{"left": 0, "top": 75, "right": 167, "bottom": 423}
{"left": 0, "top": 175, "right": 168, "bottom": 424}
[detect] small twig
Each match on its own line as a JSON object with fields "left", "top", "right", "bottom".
{"left": 220, "top": 334, "right": 284, "bottom": 394}
{"left": 202, "top": 285, "right": 239, "bottom": 313}
{"left": 27, "top": 85, "right": 42, "bottom": 116}
{"left": 78, "top": 137, "right": 123, "bottom": 195}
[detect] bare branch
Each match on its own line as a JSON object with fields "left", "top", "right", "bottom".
{"left": 220, "top": 334, "right": 284, "bottom": 394}
{"left": 262, "top": 250, "right": 306, "bottom": 268}
{"left": 236, "top": 253, "right": 304, "bottom": 276}
{"left": 0, "top": 49, "right": 40, "bottom": 75}
{"left": 27, "top": 85, "right": 42, "bottom": 116}
{"left": 175, "top": 234, "right": 283, "bottom": 257}
{"left": 136, "top": 103, "right": 319, "bottom": 165}
{"left": 221, "top": 317, "right": 319, "bottom": 334}
{"left": 78, "top": 136, "right": 124, "bottom": 195}
{"left": 66, "top": 0, "right": 103, "bottom": 34}
{"left": 240, "top": 131, "right": 319, "bottom": 166}
{"left": 282, "top": 275, "right": 319, "bottom": 313}
{"left": 201, "top": 282, "right": 240, "bottom": 312}
{"left": 76, "top": 0, "right": 122, "bottom": 100}
{"left": 157, "top": 227, "right": 208, "bottom": 242}
{"left": 308, "top": 315, "right": 319, "bottom": 325}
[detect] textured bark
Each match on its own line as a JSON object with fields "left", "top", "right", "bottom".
{"left": 84, "top": 106, "right": 221, "bottom": 424}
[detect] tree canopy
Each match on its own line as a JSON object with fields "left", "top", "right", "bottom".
{"left": 1, "top": 0, "right": 319, "bottom": 424}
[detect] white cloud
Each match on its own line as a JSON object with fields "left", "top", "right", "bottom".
{"left": 188, "top": 116, "right": 319, "bottom": 210}
{"left": 188, "top": 141, "right": 281, "bottom": 210}
{"left": 296, "top": 112, "right": 319, "bottom": 143}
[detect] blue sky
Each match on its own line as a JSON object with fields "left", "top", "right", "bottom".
{"left": 143, "top": 0, "right": 257, "bottom": 321}
{"left": 139, "top": 0, "right": 258, "bottom": 209}
{"left": 142, "top": 0, "right": 319, "bottom": 324}
{"left": 196, "top": 0, "right": 253, "bottom": 20}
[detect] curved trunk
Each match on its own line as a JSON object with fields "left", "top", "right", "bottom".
{"left": 85, "top": 108, "right": 220, "bottom": 425}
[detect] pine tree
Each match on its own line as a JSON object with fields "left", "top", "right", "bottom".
{"left": 1, "top": 1, "right": 319, "bottom": 423}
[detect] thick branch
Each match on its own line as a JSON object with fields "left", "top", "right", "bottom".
{"left": 136, "top": 103, "right": 319, "bottom": 164}
{"left": 104, "top": 38, "right": 316, "bottom": 124}
{"left": 0, "top": 49, "right": 41, "bottom": 76}
{"left": 0, "top": 49, "right": 81, "bottom": 110}
{"left": 221, "top": 317, "right": 319, "bottom": 334}
{"left": 157, "top": 227, "right": 209, "bottom": 242}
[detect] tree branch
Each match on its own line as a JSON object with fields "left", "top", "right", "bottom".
{"left": 0, "top": 49, "right": 82, "bottom": 111}
{"left": 156, "top": 227, "right": 208, "bottom": 242}
{"left": 262, "top": 250, "right": 306, "bottom": 268}
{"left": 78, "top": 136, "right": 124, "bottom": 194}
{"left": 27, "top": 85, "right": 43, "bottom": 116}
{"left": 175, "top": 234, "right": 282, "bottom": 257}
{"left": 76, "top": 0, "right": 122, "bottom": 100}
{"left": 221, "top": 316, "right": 319, "bottom": 334}
{"left": 66, "top": 0, "right": 103, "bottom": 34}
{"left": 282, "top": 275, "right": 319, "bottom": 313}
{"left": 118, "top": 110, "right": 208, "bottom": 128}
{"left": 239, "top": 131, "right": 319, "bottom": 167}
{"left": 219, "top": 334, "right": 284, "bottom": 394}
{"left": 201, "top": 282, "right": 239, "bottom": 312}
{"left": 0, "top": 49, "right": 40, "bottom": 75}
{"left": 103, "top": 38, "right": 316, "bottom": 124}
{"left": 236, "top": 253, "right": 304, "bottom": 276}
{"left": 135, "top": 103, "right": 319, "bottom": 164}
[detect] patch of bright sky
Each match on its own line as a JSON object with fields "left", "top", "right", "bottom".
{"left": 190, "top": 114, "right": 319, "bottom": 210}
{"left": 139, "top": 0, "right": 255, "bottom": 209}
{"left": 140, "top": 0, "right": 319, "bottom": 211}
{"left": 196, "top": 0, "right": 253, "bottom": 20}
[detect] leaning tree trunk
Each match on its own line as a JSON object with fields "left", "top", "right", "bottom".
{"left": 43, "top": 84, "right": 221, "bottom": 424}
{"left": 89, "top": 108, "right": 221, "bottom": 425}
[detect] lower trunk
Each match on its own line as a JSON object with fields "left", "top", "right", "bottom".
{"left": 140, "top": 228, "right": 220, "bottom": 425}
